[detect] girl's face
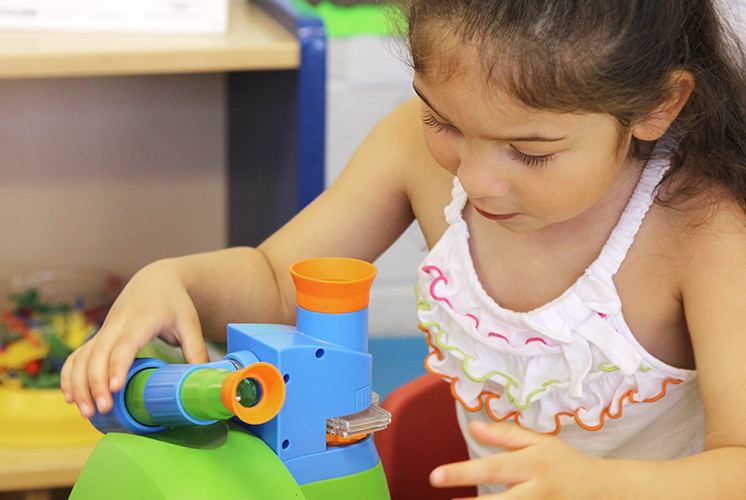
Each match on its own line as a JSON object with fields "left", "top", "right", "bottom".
{"left": 414, "top": 61, "right": 639, "bottom": 234}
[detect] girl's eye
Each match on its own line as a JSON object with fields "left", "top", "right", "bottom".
{"left": 421, "top": 112, "right": 453, "bottom": 134}
{"left": 509, "top": 147, "right": 554, "bottom": 168}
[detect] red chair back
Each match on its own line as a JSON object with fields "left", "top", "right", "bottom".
{"left": 375, "top": 374, "right": 478, "bottom": 500}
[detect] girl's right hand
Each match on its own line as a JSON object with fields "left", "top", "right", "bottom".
{"left": 60, "top": 259, "right": 210, "bottom": 419}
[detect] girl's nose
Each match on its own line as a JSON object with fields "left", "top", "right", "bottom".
{"left": 457, "top": 150, "right": 511, "bottom": 199}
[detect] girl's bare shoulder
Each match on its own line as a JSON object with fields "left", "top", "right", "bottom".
{"left": 378, "top": 97, "right": 455, "bottom": 247}
{"left": 653, "top": 178, "right": 746, "bottom": 447}
{"left": 620, "top": 174, "right": 746, "bottom": 309}
{"left": 657, "top": 179, "right": 746, "bottom": 244}
{"left": 644, "top": 178, "right": 746, "bottom": 286}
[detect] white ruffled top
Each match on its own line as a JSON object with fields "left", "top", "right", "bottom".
{"left": 417, "top": 159, "right": 699, "bottom": 435}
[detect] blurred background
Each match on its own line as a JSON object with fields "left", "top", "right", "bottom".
{"left": 0, "top": 0, "right": 427, "bottom": 407}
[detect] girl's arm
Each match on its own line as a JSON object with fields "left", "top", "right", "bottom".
{"left": 61, "top": 99, "right": 425, "bottom": 418}
{"left": 430, "top": 197, "right": 746, "bottom": 499}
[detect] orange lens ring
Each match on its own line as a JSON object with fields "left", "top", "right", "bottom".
{"left": 220, "top": 362, "right": 286, "bottom": 425}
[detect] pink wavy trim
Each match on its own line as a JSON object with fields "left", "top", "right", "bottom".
{"left": 488, "top": 332, "right": 510, "bottom": 343}
{"left": 423, "top": 265, "right": 558, "bottom": 348}
{"left": 465, "top": 313, "right": 479, "bottom": 327}
{"left": 422, "top": 265, "right": 454, "bottom": 309}
{"left": 525, "top": 337, "right": 549, "bottom": 346}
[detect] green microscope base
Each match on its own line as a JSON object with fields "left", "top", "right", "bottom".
{"left": 70, "top": 421, "right": 390, "bottom": 500}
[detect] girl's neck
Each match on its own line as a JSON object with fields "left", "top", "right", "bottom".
{"left": 526, "top": 155, "right": 646, "bottom": 245}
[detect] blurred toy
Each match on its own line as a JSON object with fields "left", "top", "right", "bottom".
{"left": 70, "top": 257, "right": 392, "bottom": 500}
{"left": 0, "top": 272, "right": 122, "bottom": 389}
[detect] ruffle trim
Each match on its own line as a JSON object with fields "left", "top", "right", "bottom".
{"left": 416, "top": 265, "right": 690, "bottom": 433}
{"left": 420, "top": 324, "right": 683, "bottom": 435}
{"left": 419, "top": 263, "right": 645, "bottom": 380}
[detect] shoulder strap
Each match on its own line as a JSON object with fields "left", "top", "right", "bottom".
{"left": 590, "top": 158, "right": 669, "bottom": 277}
{"left": 445, "top": 177, "right": 469, "bottom": 226}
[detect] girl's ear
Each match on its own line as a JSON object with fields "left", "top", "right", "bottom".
{"left": 631, "top": 70, "right": 695, "bottom": 141}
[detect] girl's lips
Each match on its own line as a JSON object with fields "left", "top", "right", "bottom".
{"left": 474, "top": 207, "right": 518, "bottom": 220}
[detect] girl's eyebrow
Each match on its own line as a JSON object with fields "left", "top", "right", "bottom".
{"left": 412, "top": 84, "right": 568, "bottom": 143}
{"left": 413, "top": 84, "right": 452, "bottom": 121}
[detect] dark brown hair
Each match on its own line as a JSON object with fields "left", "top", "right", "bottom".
{"left": 402, "top": 0, "right": 746, "bottom": 211}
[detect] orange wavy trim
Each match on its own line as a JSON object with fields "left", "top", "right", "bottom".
{"left": 420, "top": 323, "right": 684, "bottom": 435}
{"left": 420, "top": 324, "right": 444, "bottom": 361}
{"left": 424, "top": 350, "right": 491, "bottom": 412}
{"left": 640, "top": 378, "right": 682, "bottom": 402}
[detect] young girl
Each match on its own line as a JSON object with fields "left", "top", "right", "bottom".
{"left": 62, "top": 0, "right": 746, "bottom": 497}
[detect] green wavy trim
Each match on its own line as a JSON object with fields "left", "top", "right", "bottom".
{"left": 418, "top": 305, "right": 564, "bottom": 411}
{"left": 600, "top": 363, "right": 650, "bottom": 373}
{"left": 416, "top": 285, "right": 653, "bottom": 414}
{"left": 415, "top": 285, "right": 430, "bottom": 312}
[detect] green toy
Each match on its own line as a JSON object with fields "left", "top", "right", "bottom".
{"left": 70, "top": 258, "right": 392, "bottom": 500}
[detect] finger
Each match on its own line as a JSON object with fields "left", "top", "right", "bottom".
{"left": 69, "top": 345, "right": 97, "bottom": 418}
{"left": 430, "top": 453, "right": 531, "bottom": 489}
{"left": 60, "top": 350, "right": 77, "bottom": 402}
{"left": 85, "top": 317, "right": 139, "bottom": 413}
{"left": 175, "top": 305, "right": 209, "bottom": 365}
{"left": 103, "top": 313, "right": 160, "bottom": 392}
{"left": 436, "top": 481, "right": 534, "bottom": 500}
{"left": 181, "top": 334, "right": 209, "bottom": 365}
{"left": 489, "top": 479, "right": 538, "bottom": 500}
{"left": 108, "top": 331, "right": 146, "bottom": 393}
{"left": 87, "top": 339, "right": 114, "bottom": 414}
{"left": 450, "top": 493, "right": 507, "bottom": 500}
{"left": 469, "top": 421, "right": 544, "bottom": 451}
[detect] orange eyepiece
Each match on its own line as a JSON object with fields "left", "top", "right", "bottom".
{"left": 220, "top": 362, "right": 286, "bottom": 425}
{"left": 289, "top": 257, "right": 377, "bottom": 314}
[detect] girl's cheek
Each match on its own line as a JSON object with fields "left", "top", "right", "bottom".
{"left": 424, "top": 133, "right": 460, "bottom": 175}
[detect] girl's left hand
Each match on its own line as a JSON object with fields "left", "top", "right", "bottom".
{"left": 430, "top": 421, "right": 611, "bottom": 499}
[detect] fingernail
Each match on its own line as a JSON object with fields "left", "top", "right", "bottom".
{"left": 430, "top": 468, "right": 444, "bottom": 485}
{"left": 109, "top": 376, "right": 120, "bottom": 391}
{"left": 79, "top": 402, "right": 92, "bottom": 417}
{"left": 95, "top": 396, "right": 107, "bottom": 411}
{"left": 63, "top": 391, "right": 72, "bottom": 403}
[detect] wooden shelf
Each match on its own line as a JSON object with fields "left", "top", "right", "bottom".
{"left": 0, "top": 0, "right": 324, "bottom": 489}
{"left": 0, "top": 2, "right": 299, "bottom": 79}
{"left": 0, "top": 444, "right": 97, "bottom": 492}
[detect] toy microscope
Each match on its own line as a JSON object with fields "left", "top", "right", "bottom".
{"left": 70, "top": 257, "right": 392, "bottom": 500}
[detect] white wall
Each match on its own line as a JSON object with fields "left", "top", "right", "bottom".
{"left": 326, "top": 36, "right": 426, "bottom": 336}
{"left": 0, "top": 37, "right": 425, "bottom": 337}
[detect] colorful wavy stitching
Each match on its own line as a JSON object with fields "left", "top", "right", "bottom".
{"left": 422, "top": 265, "right": 558, "bottom": 348}
{"left": 416, "top": 282, "right": 683, "bottom": 435}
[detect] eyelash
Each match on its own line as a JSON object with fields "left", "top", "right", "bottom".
{"left": 509, "top": 148, "right": 554, "bottom": 168}
{"left": 421, "top": 112, "right": 452, "bottom": 133}
{"left": 422, "top": 111, "right": 555, "bottom": 167}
